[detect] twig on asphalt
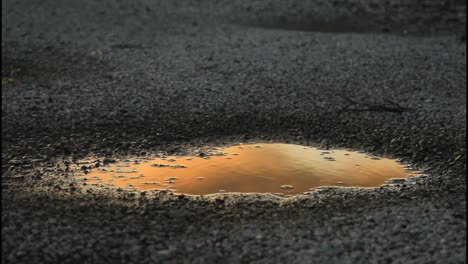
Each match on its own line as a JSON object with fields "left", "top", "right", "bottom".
{"left": 337, "top": 94, "right": 413, "bottom": 113}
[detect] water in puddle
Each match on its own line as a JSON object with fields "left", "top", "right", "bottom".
{"left": 79, "top": 143, "right": 419, "bottom": 195}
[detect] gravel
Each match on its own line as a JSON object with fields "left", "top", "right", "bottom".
{"left": 2, "top": 0, "right": 466, "bottom": 263}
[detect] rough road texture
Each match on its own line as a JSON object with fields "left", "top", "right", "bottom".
{"left": 2, "top": 0, "right": 466, "bottom": 263}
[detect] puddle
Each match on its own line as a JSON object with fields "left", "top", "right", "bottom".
{"left": 78, "top": 143, "right": 420, "bottom": 195}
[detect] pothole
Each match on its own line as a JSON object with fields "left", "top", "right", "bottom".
{"left": 76, "top": 143, "right": 421, "bottom": 195}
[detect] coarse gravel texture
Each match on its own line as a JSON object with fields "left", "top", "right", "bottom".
{"left": 2, "top": 0, "right": 466, "bottom": 263}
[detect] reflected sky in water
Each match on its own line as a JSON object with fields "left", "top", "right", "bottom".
{"left": 80, "top": 143, "right": 418, "bottom": 195}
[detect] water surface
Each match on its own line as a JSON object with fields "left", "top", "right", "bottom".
{"left": 80, "top": 143, "right": 418, "bottom": 195}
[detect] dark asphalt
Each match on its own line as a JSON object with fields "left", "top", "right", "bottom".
{"left": 2, "top": 0, "right": 466, "bottom": 263}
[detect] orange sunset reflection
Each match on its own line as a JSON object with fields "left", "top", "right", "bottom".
{"left": 79, "top": 143, "right": 419, "bottom": 195}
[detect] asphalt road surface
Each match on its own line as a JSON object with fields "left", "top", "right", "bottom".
{"left": 2, "top": 0, "right": 466, "bottom": 263}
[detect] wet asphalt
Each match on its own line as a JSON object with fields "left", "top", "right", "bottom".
{"left": 2, "top": 0, "right": 466, "bottom": 263}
